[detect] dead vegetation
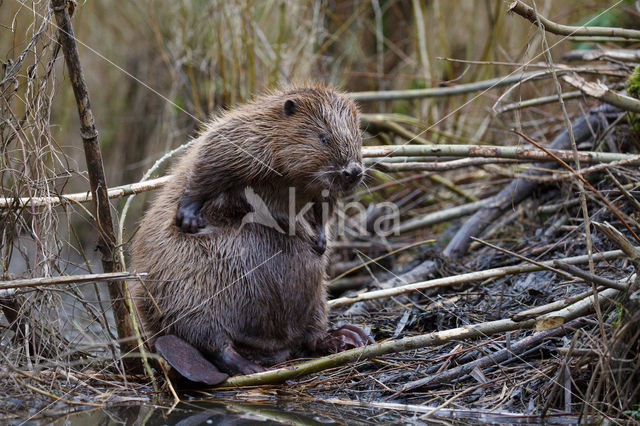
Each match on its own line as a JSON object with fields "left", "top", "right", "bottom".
{"left": 1, "top": 0, "right": 640, "bottom": 423}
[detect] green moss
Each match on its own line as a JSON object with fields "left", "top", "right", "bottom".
{"left": 625, "top": 404, "right": 640, "bottom": 420}
{"left": 627, "top": 66, "right": 640, "bottom": 133}
{"left": 627, "top": 65, "right": 640, "bottom": 99}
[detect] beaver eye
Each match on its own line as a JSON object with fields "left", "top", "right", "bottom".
{"left": 319, "top": 135, "right": 329, "bottom": 145}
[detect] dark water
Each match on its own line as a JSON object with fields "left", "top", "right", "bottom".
{"left": 36, "top": 399, "right": 583, "bottom": 425}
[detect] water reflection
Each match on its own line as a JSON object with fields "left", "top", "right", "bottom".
{"left": 50, "top": 401, "right": 340, "bottom": 425}
{"left": 45, "top": 399, "right": 583, "bottom": 425}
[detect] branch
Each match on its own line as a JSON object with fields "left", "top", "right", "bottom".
{"left": 0, "top": 175, "right": 171, "bottom": 208}
{"left": 443, "top": 104, "right": 620, "bottom": 259}
{"left": 366, "top": 157, "right": 522, "bottom": 172}
{"left": 561, "top": 73, "right": 640, "bottom": 114}
{"left": 220, "top": 317, "right": 535, "bottom": 387}
{"left": 508, "top": 1, "right": 640, "bottom": 40}
{"left": 563, "top": 48, "right": 640, "bottom": 62}
{"left": 495, "top": 90, "right": 582, "bottom": 114}
{"left": 397, "top": 199, "right": 490, "bottom": 233}
{"left": 400, "top": 318, "right": 586, "bottom": 391}
{"left": 0, "top": 272, "right": 145, "bottom": 291}
{"left": 4, "top": 144, "right": 638, "bottom": 209}
{"left": 362, "top": 144, "right": 640, "bottom": 165}
{"left": 350, "top": 65, "right": 623, "bottom": 102}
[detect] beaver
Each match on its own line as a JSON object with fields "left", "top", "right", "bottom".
{"left": 131, "top": 84, "right": 373, "bottom": 384}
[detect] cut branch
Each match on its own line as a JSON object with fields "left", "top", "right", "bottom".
{"left": 219, "top": 318, "right": 534, "bottom": 387}
{"left": 220, "top": 277, "right": 623, "bottom": 388}
{"left": 400, "top": 318, "right": 586, "bottom": 391}
{"left": 0, "top": 176, "right": 171, "bottom": 208}
{"left": 443, "top": 104, "right": 620, "bottom": 259}
{"left": 0, "top": 272, "right": 145, "bottom": 292}
{"left": 362, "top": 144, "right": 640, "bottom": 164}
{"left": 350, "top": 65, "right": 626, "bottom": 101}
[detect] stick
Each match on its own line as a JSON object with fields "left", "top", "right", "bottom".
{"left": 4, "top": 143, "right": 637, "bottom": 209}
{"left": 0, "top": 272, "right": 144, "bottom": 291}
{"left": 562, "top": 73, "right": 640, "bottom": 114}
{"left": 219, "top": 317, "right": 535, "bottom": 387}
{"left": 0, "top": 176, "right": 171, "bottom": 208}
{"left": 443, "top": 103, "right": 620, "bottom": 259}
{"left": 350, "top": 66, "right": 623, "bottom": 102}
{"left": 361, "top": 145, "right": 639, "bottom": 164}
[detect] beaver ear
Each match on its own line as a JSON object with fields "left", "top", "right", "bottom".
{"left": 284, "top": 99, "right": 297, "bottom": 116}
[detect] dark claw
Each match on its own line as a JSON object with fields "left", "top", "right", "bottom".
{"left": 176, "top": 197, "right": 205, "bottom": 233}
{"left": 311, "top": 199, "right": 327, "bottom": 256}
{"left": 219, "top": 346, "right": 266, "bottom": 376}
{"left": 324, "top": 324, "right": 375, "bottom": 353}
{"left": 155, "top": 335, "right": 228, "bottom": 385}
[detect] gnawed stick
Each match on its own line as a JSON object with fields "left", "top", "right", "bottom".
{"left": 218, "top": 317, "right": 534, "bottom": 388}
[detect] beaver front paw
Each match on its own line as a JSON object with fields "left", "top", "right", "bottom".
{"left": 176, "top": 197, "right": 206, "bottom": 233}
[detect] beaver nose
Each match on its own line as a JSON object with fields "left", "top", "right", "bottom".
{"left": 342, "top": 163, "right": 363, "bottom": 184}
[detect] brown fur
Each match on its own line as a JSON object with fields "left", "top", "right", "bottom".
{"left": 131, "top": 84, "right": 362, "bottom": 370}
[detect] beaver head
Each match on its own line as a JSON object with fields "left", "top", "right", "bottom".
{"left": 259, "top": 85, "right": 363, "bottom": 196}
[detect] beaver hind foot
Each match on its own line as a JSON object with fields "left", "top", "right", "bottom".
{"left": 155, "top": 335, "right": 228, "bottom": 385}
{"left": 155, "top": 335, "right": 267, "bottom": 385}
